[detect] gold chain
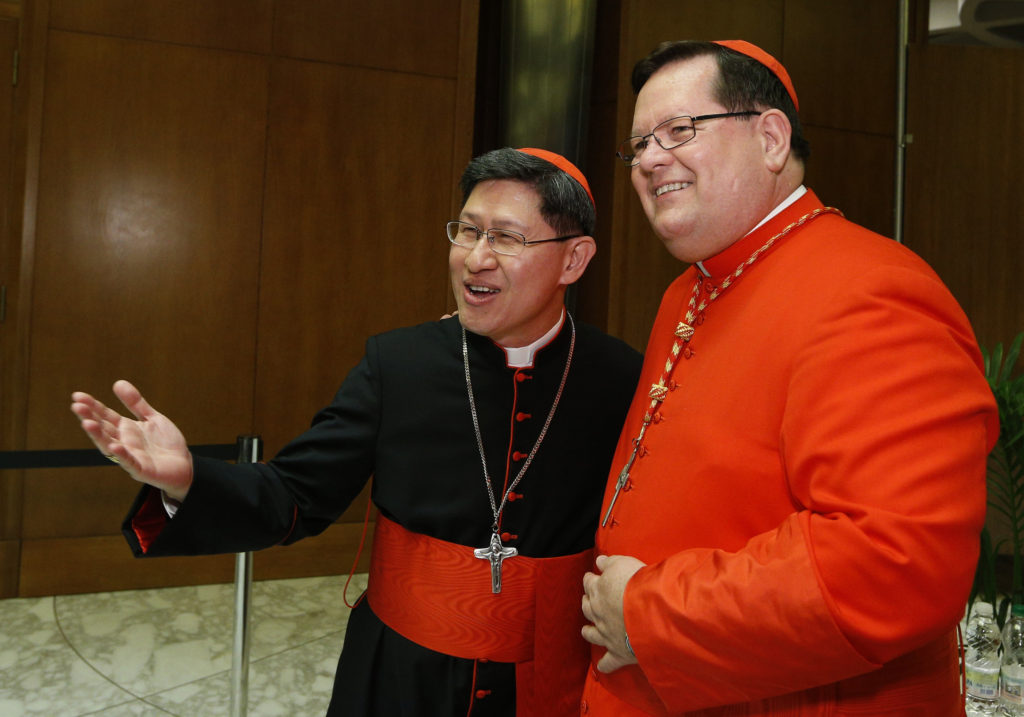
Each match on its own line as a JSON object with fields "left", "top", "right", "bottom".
{"left": 602, "top": 206, "right": 841, "bottom": 527}
{"left": 643, "top": 206, "right": 842, "bottom": 421}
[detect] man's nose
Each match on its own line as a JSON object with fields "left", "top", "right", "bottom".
{"left": 465, "top": 235, "right": 498, "bottom": 270}
{"left": 637, "top": 137, "right": 673, "bottom": 171}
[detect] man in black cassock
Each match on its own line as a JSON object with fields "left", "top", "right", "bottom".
{"left": 71, "top": 147, "right": 642, "bottom": 716}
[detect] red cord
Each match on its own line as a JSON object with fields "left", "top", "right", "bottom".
{"left": 957, "top": 621, "right": 967, "bottom": 712}
{"left": 342, "top": 491, "right": 375, "bottom": 609}
{"left": 464, "top": 659, "right": 479, "bottom": 717}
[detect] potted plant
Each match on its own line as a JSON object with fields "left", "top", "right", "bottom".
{"left": 971, "top": 331, "right": 1024, "bottom": 627}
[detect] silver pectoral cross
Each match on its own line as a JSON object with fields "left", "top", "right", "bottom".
{"left": 601, "top": 427, "right": 648, "bottom": 527}
{"left": 474, "top": 531, "right": 517, "bottom": 593}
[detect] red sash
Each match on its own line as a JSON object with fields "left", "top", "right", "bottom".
{"left": 366, "top": 514, "right": 592, "bottom": 714}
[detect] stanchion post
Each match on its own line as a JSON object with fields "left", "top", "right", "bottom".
{"left": 230, "top": 435, "right": 261, "bottom": 717}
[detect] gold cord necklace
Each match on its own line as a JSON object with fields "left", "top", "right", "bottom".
{"left": 601, "top": 207, "right": 842, "bottom": 526}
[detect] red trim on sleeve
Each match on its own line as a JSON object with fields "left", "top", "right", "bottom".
{"left": 131, "top": 488, "right": 170, "bottom": 554}
{"left": 277, "top": 504, "right": 299, "bottom": 545}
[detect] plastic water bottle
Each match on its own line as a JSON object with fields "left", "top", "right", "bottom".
{"left": 1002, "top": 603, "right": 1024, "bottom": 716}
{"left": 964, "top": 601, "right": 1001, "bottom": 715}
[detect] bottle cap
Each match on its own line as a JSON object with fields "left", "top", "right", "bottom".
{"left": 975, "top": 601, "right": 995, "bottom": 617}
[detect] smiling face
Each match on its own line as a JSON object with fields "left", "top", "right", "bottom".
{"left": 630, "top": 55, "right": 781, "bottom": 263}
{"left": 449, "top": 179, "right": 592, "bottom": 347}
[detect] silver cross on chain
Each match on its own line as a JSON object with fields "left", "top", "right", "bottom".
{"left": 474, "top": 531, "right": 518, "bottom": 593}
{"left": 601, "top": 424, "right": 648, "bottom": 526}
{"left": 462, "top": 316, "right": 575, "bottom": 594}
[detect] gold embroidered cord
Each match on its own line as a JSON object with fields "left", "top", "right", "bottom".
{"left": 601, "top": 207, "right": 842, "bottom": 527}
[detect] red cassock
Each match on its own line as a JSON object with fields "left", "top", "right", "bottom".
{"left": 582, "top": 189, "right": 1000, "bottom": 716}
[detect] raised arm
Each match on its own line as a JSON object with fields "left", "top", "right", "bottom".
{"left": 70, "top": 379, "right": 194, "bottom": 502}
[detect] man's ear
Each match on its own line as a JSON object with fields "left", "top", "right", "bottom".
{"left": 759, "top": 109, "right": 792, "bottom": 173}
{"left": 561, "top": 236, "right": 597, "bottom": 285}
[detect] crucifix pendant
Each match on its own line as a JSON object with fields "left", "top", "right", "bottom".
{"left": 601, "top": 427, "right": 648, "bottom": 527}
{"left": 474, "top": 531, "right": 517, "bottom": 593}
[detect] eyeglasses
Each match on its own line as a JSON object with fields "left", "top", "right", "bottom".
{"left": 446, "top": 221, "right": 582, "bottom": 257}
{"left": 616, "top": 111, "right": 762, "bottom": 166}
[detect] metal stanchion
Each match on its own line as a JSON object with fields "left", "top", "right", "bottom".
{"left": 230, "top": 435, "right": 262, "bottom": 717}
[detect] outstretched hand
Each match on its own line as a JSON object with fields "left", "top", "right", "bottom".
{"left": 70, "top": 380, "right": 194, "bottom": 502}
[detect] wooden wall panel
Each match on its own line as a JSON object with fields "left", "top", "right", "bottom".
{"left": 618, "top": 0, "right": 784, "bottom": 63}
{"left": 4, "top": 0, "right": 477, "bottom": 597}
{"left": 0, "top": 539, "right": 17, "bottom": 596}
{"left": 18, "top": 518, "right": 372, "bottom": 597}
{"left": 0, "top": 2, "right": 32, "bottom": 598}
{"left": 273, "top": 0, "right": 462, "bottom": 77}
{"left": 783, "top": 0, "right": 899, "bottom": 136}
{"left": 19, "top": 535, "right": 237, "bottom": 597}
{"left": 48, "top": 0, "right": 273, "bottom": 53}
{"left": 0, "top": 17, "right": 17, "bottom": 278}
{"left": 904, "top": 42, "right": 1024, "bottom": 350}
{"left": 254, "top": 59, "right": 457, "bottom": 461}
{"left": 22, "top": 31, "right": 267, "bottom": 552}
{"left": 20, "top": 468, "right": 139, "bottom": 539}
{"left": 802, "top": 126, "right": 895, "bottom": 237}
{"left": 786, "top": 0, "right": 901, "bottom": 241}
{"left": 0, "top": 16, "right": 22, "bottom": 579}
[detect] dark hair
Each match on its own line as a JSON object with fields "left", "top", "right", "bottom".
{"left": 459, "top": 148, "right": 595, "bottom": 237}
{"left": 631, "top": 40, "right": 810, "bottom": 163}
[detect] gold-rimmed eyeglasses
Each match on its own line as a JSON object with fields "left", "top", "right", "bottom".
{"left": 446, "top": 221, "right": 582, "bottom": 257}
{"left": 617, "top": 111, "right": 762, "bottom": 166}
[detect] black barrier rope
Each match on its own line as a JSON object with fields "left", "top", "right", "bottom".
{"left": 1, "top": 435, "right": 263, "bottom": 716}
{"left": 0, "top": 443, "right": 240, "bottom": 470}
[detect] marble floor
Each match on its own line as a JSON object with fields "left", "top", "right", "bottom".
{"left": 0, "top": 573, "right": 367, "bottom": 717}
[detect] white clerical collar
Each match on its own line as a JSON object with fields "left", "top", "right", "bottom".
{"left": 502, "top": 311, "right": 565, "bottom": 368}
{"left": 696, "top": 185, "right": 807, "bottom": 277}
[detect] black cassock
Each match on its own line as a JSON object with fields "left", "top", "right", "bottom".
{"left": 123, "top": 315, "right": 642, "bottom": 716}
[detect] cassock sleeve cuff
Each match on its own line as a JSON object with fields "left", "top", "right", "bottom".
{"left": 129, "top": 487, "right": 170, "bottom": 554}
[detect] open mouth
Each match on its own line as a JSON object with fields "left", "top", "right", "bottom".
{"left": 467, "top": 284, "right": 499, "bottom": 296}
{"left": 655, "top": 181, "right": 690, "bottom": 197}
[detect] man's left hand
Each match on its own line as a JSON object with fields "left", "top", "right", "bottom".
{"left": 581, "top": 554, "right": 646, "bottom": 673}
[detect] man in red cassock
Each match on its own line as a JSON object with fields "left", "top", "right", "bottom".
{"left": 580, "top": 39, "right": 998, "bottom": 716}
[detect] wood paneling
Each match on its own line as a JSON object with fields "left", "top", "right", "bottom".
{"left": 802, "top": 126, "right": 895, "bottom": 237}
{"left": 273, "top": 0, "right": 462, "bottom": 77}
{"left": 903, "top": 42, "right": 1024, "bottom": 349}
{"left": 18, "top": 517, "right": 373, "bottom": 597}
{"left": 255, "top": 59, "right": 457, "bottom": 458}
{"left": 618, "top": 0, "right": 784, "bottom": 64}
{"left": 784, "top": 0, "right": 900, "bottom": 136}
{"left": 48, "top": 0, "right": 274, "bottom": 53}
{"left": 20, "top": 468, "right": 140, "bottom": 539}
{"left": 5, "top": 1, "right": 477, "bottom": 596}
{"left": 0, "top": 13, "right": 23, "bottom": 596}
{"left": 28, "top": 31, "right": 266, "bottom": 452}
{"left": 0, "top": 17, "right": 17, "bottom": 278}
{"left": 0, "top": 539, "right": 18, "bottom": 596}
{"left": 20, "top": 535, "right": 236, "bottom": 597}
{"left": 18, "top": 29, "right": 267, "bottom": 584}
